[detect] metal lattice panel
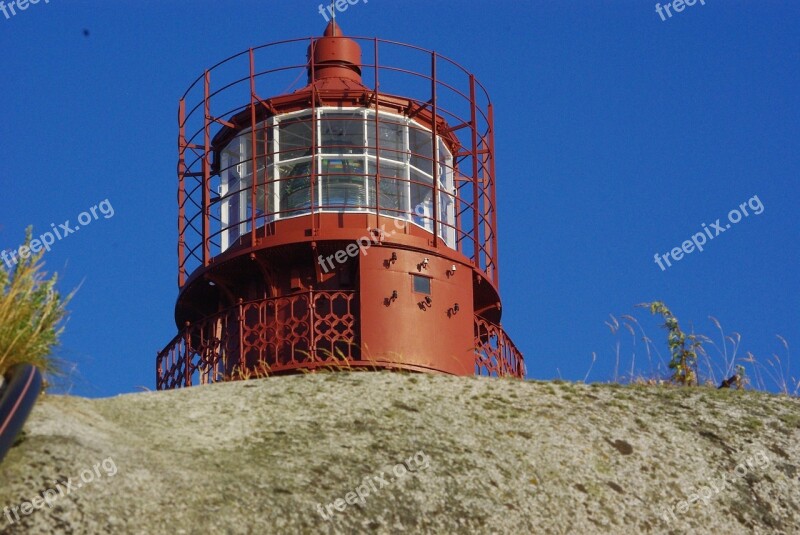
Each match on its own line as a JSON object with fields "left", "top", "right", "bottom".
{"left": 474, "top": 317, "right": 525, "bottom": 379}
{"left": 157, "top": 291, "right": 360, "bottom": 389}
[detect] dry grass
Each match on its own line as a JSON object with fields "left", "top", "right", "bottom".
{"left": 226, "top": 343, "right": 409, "bottom": 381}
{"left": 596, "top": 302, "right": 798, "bottom": 397}
{"left": 0, "top": 228, "right": 71, "bottom": 382}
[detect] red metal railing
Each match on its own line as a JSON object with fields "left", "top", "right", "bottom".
{"left": 474, "top": 317, "right": 525, "bottom": 379}
{"left": 176, "top": 36, "right": 499, "bottom": 289}
{"left": 156, "top": 290, "right": 359, "bottom": 390}
{"left": 157, "top": 291, "right": 525, "bottom": 389}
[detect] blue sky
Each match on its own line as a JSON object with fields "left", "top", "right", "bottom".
{"left": 1, "top": 1, "right": 798, "bottom": 397}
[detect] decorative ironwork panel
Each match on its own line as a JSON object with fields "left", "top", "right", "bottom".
{"left": 474, "top": 316, "right": 525, "bottom": 378}
{"left": 157, "top": 291, "right": 360, "bottom": 389}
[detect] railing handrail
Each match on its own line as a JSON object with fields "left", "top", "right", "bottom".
{"left": 175, "top": 35, "right": 500, "bottom": 289}
{"left": 179, "top": 36, "right": 493, "bottom": 105}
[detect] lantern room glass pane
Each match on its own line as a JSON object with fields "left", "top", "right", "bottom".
{"left": 367, "top": 116, "right": 406, "bottom": 162}
{"left": 370, "top": 161, "right": 407, "bottom": 218}
{"left": 410, "top": 178, "right": 433, "bottom": 233}
{"left": 320, "top": 112, "right": 364, "bottom": 155}
{"left": 237, "top": 124, "right": 273, "bottom": 222}
{"left": 220, "top": 129, "right": 255, "bottom": 251}
{"left": 320, "top": 157, "right": 368, "bottom": 209}
{"left": 279, "top": 160, "right": 312, "bottom": 216}
{"left": 278, "top": 117, "right": 313, "bottom": 160}
{"left": 220, "top": 147, "right": 243, "bottom": 251}
{"left": 437, "top": 139, "right": 455, "bottom": 246}
{"left": 409, "top": 125, "right": 433, "bottom": 175}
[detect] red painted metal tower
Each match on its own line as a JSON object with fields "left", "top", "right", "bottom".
{"left": 156, "top": 22, "right": 524, "bottom": 389}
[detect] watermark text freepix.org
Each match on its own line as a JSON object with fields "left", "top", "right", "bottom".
{"left": 3, "top": 457, "right": 117, "bottom": 526}
{"left": 0, "top": 0, "right": 50, "bottom": 21}
{"left": 656, "top": 0, "right": 706, "bottom": 22}
{"left": 318, "top": 0, "right": 367, "bottom": 22}
{"left": 315, "top": 450, "right": 430, "bottom": 521}
{"left": 653, "top": 195, "right": 763, "bottom": 271}
{"left": 318, "top": 220, "right": 400, "bottom": 273}
{"left": 318, "top": 205, "right": 430, "bottom": 273}
{"left": 659, "top": 449, "right": 769, "bottom": 523}
{"left": 1, "top": 199, "right": 115, "bottom": 269}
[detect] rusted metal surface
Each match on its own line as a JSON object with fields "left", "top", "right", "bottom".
{"left": 159, "top": 22, "right": 524, "bottom": 389}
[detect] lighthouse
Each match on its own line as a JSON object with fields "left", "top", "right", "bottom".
{"left": 156, "top": 22, "right": 524, "bottom": 389}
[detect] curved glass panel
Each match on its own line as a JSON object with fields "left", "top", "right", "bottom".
{"left": 320, "top": 157, "right": 368, "bottom": 209}
{"left": 370, "top": 161, "right": 407, "bottom": 219}
{"left": 320, "top": 111, "right": 364, "bottom": 154}
{"left": 279, "top": 160, "right": 312, "bottom": 216}
{"left": 278, "top": 117, "right": 313, "bottom": 160}
{"left": 367, "top": 117, "right": 406, "bottom": 162}
{"left": 219, "top": 108, "right": 457, "bottom": 250}
{"left": 409, "top": 124, "right": 434, "bottom": 176}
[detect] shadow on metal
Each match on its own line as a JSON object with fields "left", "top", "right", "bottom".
{"left": 0, "top": 364, "right": 43, "bottom": 463}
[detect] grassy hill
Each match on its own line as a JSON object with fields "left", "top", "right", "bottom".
{"left": 1, "top": 373, "right": 798, "bottom": 534}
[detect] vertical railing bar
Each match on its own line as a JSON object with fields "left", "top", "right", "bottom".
{"left": 183, "top": 322, "right": 191, "bottom": 387}
{"left": 264, "top": 118, "right": 271, "bottom": 228}
{"left": 431, "top": 52, "right": 439, "bottom": 247}
{"left": 270, "top": 116, "right": 278, "bottom": 234}
{"left": 237, "top": 298, "right": 245, "bottom": 378}
{"left": 202, "top": 71, "right": 211, "bottom": 266}
{"left": 373, "top": 38, "right": 381, "bottom": 229}
{"left": 156, "top": 350, "right": 162, "bottom": 390}
{"left": 481, "top": 136, "right": 492, "bottom": 280}
{"left": 204, "top": 321, "right": 210, "bottom": 382}
{"left": 469, "top": 75, "right": 480, "bottom": 268}
{"left": 488, "top": 103, "right": 499, "bottom": 288}
{"left": 454, "top": 178, "right": 462, "bottom": 254}
{"left": 177, "top": 99, "right": 187, "bottom": 287}
{"left": 249, "top": 48, "right": 258, "bottom": 247}
{"left": 310, "top": 37, "right": 318, "bottom": 234}
{"left": 309, "top": 289, "right": 316, "bottom": 360}
{"left": 275, "top": 299, "right": 280, "bottom": 365}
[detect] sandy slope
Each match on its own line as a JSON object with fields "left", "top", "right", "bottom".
{"left": 1, "top": 372, "right": 798, "bottom": 534}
